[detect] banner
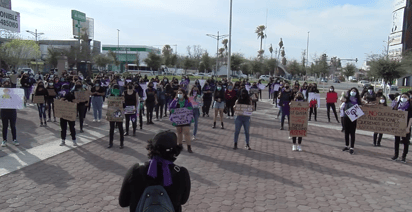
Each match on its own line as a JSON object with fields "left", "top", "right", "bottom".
{"left": 106, "top": 97, "right": 124, "bottom": 122}
{"left": 55, "top": 100, "right": 77, "bottom": 121}
{"left": 258, "top": 84, "right": 266, "bottom": 90}
{"left": 199, "top": 80, "right": 206, "bottom": 88}
{"left": 74, "top": 91, "right": 90, "bottom": 102}
{"left": 169, "top": 107, "right": 194, "bottom": 126}
{"left": 189, "top": 96, "right": 203, "bottom": 108}
{"left": 0, "top": 88, "right": 24, "bottom": 109}
{"left": 344, "top": 104, "right": 364, "bottom": 122}
{"left": 124, "top": 106, "right": 136, "bottom": 115}
{"left": 289, "top": 102, "right": 309, "bottom": 137}
{"left": 357, "top": 104, "right": 408, "bottom": 137}
{"left": 234, "top": 104, "right": 253, "bottom": 116}
{"left": 308, "top": 92, "right": 321, "bottom": 108}
{"left": 32, "top": 95, "right": 45, "bottom": 104}
{"left": 47, "top": 89, "right": 57, "bottom": 97}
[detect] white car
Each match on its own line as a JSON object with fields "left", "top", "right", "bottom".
{"left": 387, "top": 84, "right": 398, "bottom": 91}
{"left": 259, "top": 75, "right": 270, "bottom": 81}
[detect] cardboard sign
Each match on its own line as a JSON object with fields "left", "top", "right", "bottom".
{"left": 106, "top": 97, "right": 124, "bottom": 122}
{"left": 357, "top": 105, "right": 408, "bottom": 137}
{"left": 234, "top": 104, "right": 254, "bottom": 116}
{"left": 0, "top": 88, "right": 25, "bottom": 109}
{"left": 258, "top": 84, "right": 266, "bottom": 90}
{"left": 47, "top": 89, "right": 57, "bottom": 97}
{"left": 344, "top": 104, "right": 364, "bottom": 122}
{"left": 124, "top": 106, "right": 136, "bottom": 115}
{"left": 74, "top": 91, "right": 90, "bottom": 102}
{"left": 199, "top": 80, "right": 206, "bottom": 88}
{"left": 55, "top": 100, "right": 77, "bottom": 121}
{"left": 308, "top": 92, "right": 321, "bottom": 108}
{"left": 169, "top": 107, "right": 194, "bottom": 126}
{"left": 32, "top": 95, "right": 45, "bottom": 104}
{"left": 189, "top": 96, "right": 203, "bottom": 108}
{"left": 289, "top": 102, "right": 309, "bottom": 137}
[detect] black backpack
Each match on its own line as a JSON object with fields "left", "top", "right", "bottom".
{"left": 135, "top": 185, "right": 174, "bottom": 212}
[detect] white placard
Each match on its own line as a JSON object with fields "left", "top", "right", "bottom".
{"left": 274, "top": 84, "right": 280, "bottom": 91}
{"left": 118, "top": 81, "right": 124, "bottom": 86}
{"left": 245, "top": 85, "right": 251, "bottom": 91}
{"left": 308, "top": 92, "right": 321, "bottom": 108}
{"left": 0, "top": 7, "right": 20, "bottom": 33}
{"left": 258, "top": 84, "right": 265, "bottom": 90}
{"left": 345, "top": 104, "right": 364, "bottom": 122}
{"left": 199, "top": 80, "right": 206, "bottom": 88}
{"left": 0, "top": 88, "right": 24, "bottom": 109}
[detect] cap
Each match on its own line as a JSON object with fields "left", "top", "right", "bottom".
{"left": 152, "top": 130, "right": 177, "bottom": 151}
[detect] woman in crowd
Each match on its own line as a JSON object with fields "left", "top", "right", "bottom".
{"left": 20, "top": 73, "right": 33, "bottom": 106}
{"left": 145, "top": 81, "right": 158, "bottom": 124}
{"left": 300, "top": 82, "right": 308, "bottom": 100}
{"left": 233, "top": 89, "right": 252, "bottom": 150}
{"left": 124, "top": 83, "right": 139, "bottom": 136}
{"left": 257, "top": 79, "right": 263, "bottom": 100}
{"left": 278, "top": 83, "right": 293, "bottom": 130}
{"left": 164, "top": 77, "right": 173, "bottom": 117}
{"left": 339, "top": 95, "right": 346, "bottom": 132}
{"left": 342, "top": 88, "right": 362, "bottom": 155}
{"left": 273, "top": 79, "right": 281, "bottom": 106}
{"left": 1, "top": 81, "right": 18, "bottom": 147}
{"left": 326, "top": 86, "right": 340, "bottom": 123}
{"left": 74, "top": 81, "right": 88, "bottom": 133}
{"left": 307, "top": 83, "right": 319, "bottom": 121}
{"left": 392, "top": 93, "right": 412, "bottom": 163}
{"left": 212, "top": 83, "right": 225, "bottom": 129}
{"left": 202, "top": 81, "right": 213, "bottom": 117}
{"left": 266, "top": 77, "right": 274, "bottom": 100}
{"left": 34, "top": 81, "right": 48, "bottom": 127}
{"left": 155, "top": 81, "right": 166, "bottom": 121}
{"left": 225, "top": 82, "right": 237, "bottom": 119}
{"left": 362, "top": 86, "right": 377, "bottom": 103}
{"left": 46, "top": 80, "right": 57, "bottom": 122}
{"left": 169, "top": 89, "right": 194, "bottom": 153}
{"left": 108, "top": 84, "right": 124, "bottom": 149}
{"left": 119, "top": 130, "right": 190, "bottom": 212}
{"left": 58, "top": 84, "right": 77, "bottom": 146}
{"left": 250, "top": 82, "right": 259, "bottom": 111}
{"left": 189, "top": 85, "right": 201, "bottom": 140}
{"left": 291, "top": 92, "right": 306, "bottom": 151}
{"left": 373, "top": 95, "right": 387, "bottom": 146}
{"left": 91, "top": 80, "right": 105, "bottom": 122}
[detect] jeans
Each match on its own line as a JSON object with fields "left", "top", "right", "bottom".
{"left": 46, "top": 99, "right": 55, "bottom": 119}
{"left": 193, "top": 108, "right": 200, "bottom": 136}
{"left": 37, "top": 104, "right": 47, "bottom": 120}
{"left": 344, "top": 118, "right": 356, "bottom": 148}
{"left": 327, "top": 103, "right": 339, "bottom": 121}
{"left": 91, "top": 96, "right": 103, "bottom": 120}
{"left": 23, "top": 87, "right": 31, "bottom": 101}
{"left": 1, "top": 109, "right": 16, "bottom": 141}
{"left": 110, "top": 122, "right": 124, "bottom": 146}
{"left": 60, "top": 118, "right": 76, "bottom": 141}
{"left": 155, "top": 102, "right": 164, "bottom": 119}
{"left": 292, "top": 137, "right": 302, "bottom": 145}
{"left": 394, "top": 132, "right": 411, "bottom": 158}
{"left": 234, "top": 116, "right": 250, "bottom": 145}
{"left": 125, "top": 114, "right": 137, "bottom": 134}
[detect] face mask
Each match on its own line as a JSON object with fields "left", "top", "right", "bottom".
{"left": 401, "top": 98, "right": 408, "bottom": 103}
{"left": 350, "top": 92, "right": 356, "bottom": 96}
{"left": 217, "top": 87, "right": 222, "bottom": 90}
{"left": 164, "top": 79, "right": 167, "bottom": 82}
{"left": 380, "top": 99, "right": 385, "bottom": 104}
{"left": 297, "top": 96, "right": 303, "bottom": 100}
{"left": 49, "top": 83, "right": 53, "bottom": 86}
{"left": 128, "top": 86, "right": 133, "bottom": 90}
{"left": 285, "top": 86, "right": 290, "bottom": 89}
{"left": 228, "top": 86, "right": 233, "bottom": 90}
{"left": 330, "top": 89, "right": 333, "bottom": 92}
{"left": 368, "top": 90, "right": 372, "bottom": 93}
{"left": 178, "top": 94, "right": 183, "bottom": 99}
{"left": 95, "top": 84, "right": 100, "bottom": 87}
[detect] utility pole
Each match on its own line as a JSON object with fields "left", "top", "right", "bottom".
{"left": 207, "top": 31, "right": 228, "bottom": 76}
{"left": 306, "top": 31, "right": 310, "bottom": 76}
{"left": 117, "top": 29, "right": 120, "bottom": 72}
{"left": 26, "top": 29, "right": 44, "bottom": 73}
{"left": 227, "top": 0, "right": 233, "bottom": 80}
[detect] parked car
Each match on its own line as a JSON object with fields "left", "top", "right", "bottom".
{"left": 259, "top": 75, "right": 270, "bottom": 81}
{"left": 362, "top": 83, "right": 371, "bottom": 89}
{"left": 333, "top": 79, "right": 340, "bottom": 83}
{"left": 358, "top": 80, "right": 369, "bottom": 88}
{"left": 320, "top": 78, "right": 328, "bottom": 82}
{"left": 387, "top": 84, "right": 398, "bottom": 91}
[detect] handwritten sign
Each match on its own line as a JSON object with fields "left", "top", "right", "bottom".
{"left": 308, "top": 92, "right": 321, "bottom": 108}
{"left": 234, "top": 104, "right": 253, "bottom": 116}
{"left": 55, "top": 100, "right": 77, "bottom": 121}
{"left": 289, "top": 102, "right": 309, "bottom": 137}
{"left": 273, "top": 84, "right": 280, "bottom": 92}
{"left": 124, "top": 106, "right": 136, "bottom": 115}
{"left": 74, "top": 91, "right": 90, "bottom": 102}
{"left": 106, "top": 97, "right": 124, "bottom": 122}
{"left": 199, "top": 80, "right": 206, "bottom": 88}
{"left": 47, "top": 89, "right": 57, "bottom": 97}
{"left": 344, "top": 104, "right": 364, "bottom": 122}
{"left": 32, "top": 95, "right": 45, "bottom": 104}
{"left": 189, "top": 96, "right": 203, "bottom": 108}
{"left": 245, "top": 85, "right": 251, "bottom": 91}
{"left": 357, "top": 105, "right": 408, "bottom": 137}
{"left": 169, "top": 107, "right": 194, "bottom": 126}
{"left": 258, "top": 84, "right": 266, "bottom": 90}
{"left": 0, "top": 88, "right": 25, "bottom": 109}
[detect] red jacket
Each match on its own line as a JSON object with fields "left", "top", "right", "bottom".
{"left": 326, "top": 92, "right": 338, "bottom": 103}
{"left": 225, "top": 90, "right": 237, "bottom": 102}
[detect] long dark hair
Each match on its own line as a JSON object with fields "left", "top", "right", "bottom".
{"left": 177, "top": 88, "right": 188, "bottom": 100}
{"left": 238, "top": 89, "right": 251, "bottom": 104}
{"left": 379, "top": 96, "right": 388, "bottom": 106}
{"left": 345, "top": 87, "right": 362, "bottom": 105}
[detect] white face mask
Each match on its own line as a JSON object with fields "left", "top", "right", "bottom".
{"left": 368, "top": 90, "right": 372, "bottom": 93}
{"left": 401, "top": 98, "right": 408, "bottom": 103}
{"left": 178, "top": 94, "right": 183, "bottom": 99}
{"left": 330, "top": 89, "right": 333, "bottom": 92}
{"left": 380, "top": 99, "right": 385, "bottom": 104}
{"left": 350, "top": 92, "right": 356, "bottom": 96}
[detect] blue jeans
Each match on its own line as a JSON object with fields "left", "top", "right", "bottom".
{"left": 192, "top": 108, "right": 200, "bottom": 136}
{"left": 37, "top": 104, "right": 47, "bottom": 120}
{"left": 234, "top": 116, "right": 250, "bottom": 145}
{"left": 23, "top": 87, "right": 31, "bottom": 100}
{"left": 91, "top": 96, "right": 103, "bottom": 120}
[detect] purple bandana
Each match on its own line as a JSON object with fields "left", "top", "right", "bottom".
{"left": 147, "top": 156, "right": 173, "bottom": 186}
{"left": 349, "top": 96, "right": 358, "bottom": 105}
{"left": 398, "top": 101, "right": 410, "bottom": 111}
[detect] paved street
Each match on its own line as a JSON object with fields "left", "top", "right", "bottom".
{"left": 1, "top": 90, "right": 412, "bottom": 212}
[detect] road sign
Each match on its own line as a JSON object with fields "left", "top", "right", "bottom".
{"left": 71, "top": 10, "right": 86, "bottom": 22}
{"left": 0, "top": 7, "right": 20, "bottom": 33}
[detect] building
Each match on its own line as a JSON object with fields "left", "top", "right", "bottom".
{"left": 101, "top": 45, "right": 161, "bottom": 72}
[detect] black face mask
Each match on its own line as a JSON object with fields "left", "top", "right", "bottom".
{"left": 75, "top": 85, "right": 82, "bottom": 90}
{"left": 285, "top": 86, "right": 290, "bottom": 89}
{"left": 128, "top": 86, "right": 133, "bottom": 89}
{"left": 242, "top": 94, "right": 248, "bottom": 99}
{"left": 297, "top": 96, "right": 303, "bottom": 100}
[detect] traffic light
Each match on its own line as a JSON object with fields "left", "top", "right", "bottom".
{"left": 355, "top": 58, "right": 358, "bottom": 63}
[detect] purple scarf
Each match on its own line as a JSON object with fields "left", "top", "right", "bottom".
{"left": 349, "top": 96, "right": 358, "bottom": 105}
{"left": 147, "top": 156, "right": 173, "bottom": 186}
{"left": 398, "top": 101, "right": 410, "bottom": 111}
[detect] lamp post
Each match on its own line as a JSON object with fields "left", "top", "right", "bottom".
{"left": 207, "top": 32, "right": 228, "bottom": 76}
{"left": 117, "top": 29, "right": 120, "bottom": 72}
{"left": 306, "top": 31, "right": 310, "bottom": 77}
{"left": 26, "top": 29, "right": 44, "bottom": 73}
{"left": 227, "top": 0, "right": 233, "bottom": 80}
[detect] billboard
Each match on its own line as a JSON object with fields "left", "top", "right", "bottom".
{"left": 389, "top": 31, "right": 403, "bottom": 46}
{"left": 0, "top": 7, "right": 19, "bottom": 32}
{"left": 0, "top": 0, "right": 11, "bottom": 9}
{"left": 389, "top": 44, "right": 403, "bottom": 61}
{"left": 73, "top": 17, "right": 94, "bottom": 39}
{"left": 391, "top": 8, "right": 405, "bottom": 33}
{"left": 393, "top": 0, "right": 407, "bottom": 11}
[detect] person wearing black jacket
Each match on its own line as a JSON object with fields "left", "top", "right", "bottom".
{"left": 124, "top": 83, "right": 139, "bottom": 136}
{"left": 46, "top": 80, "right": 58, "bottom": 122}
{"left": 108, "top": 84, "right": 125, "bottom": 149}
{"left": 392, "top": 93, "right": 412, "bottom": 163}
{"left": 34, "top": 81, "right": 49, "bottom": 127}
{"left": 119, "top": 130, "right": 190, "bottom": 212}
{"left": 212, "top": 83, "right": 226, "bottom": 129}
{"left": 58, "top": 84, "right": 77, "bottom": 146}
{"left": 164, "top": 78, "right": 173, "bottom": 117}
{"left": 20, "top": 74, "right": 33, "bottom": 106}
{"left": 145, "top": 82, "right": 158, "bottom": 125}
{"left": 278, "top": 83, "right": 293, "bottom": 130}
{"left": 1, "top": 81, "right": 18, "bottom": 147}
{"left": 202, "top": 82, "right": 213, "bottom": 117}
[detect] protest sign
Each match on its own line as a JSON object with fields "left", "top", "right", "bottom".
{"left": 126, "top": 80, "right": 132, "bottom": 83}
{"left": 47, "top": 89, "right": 57, "bottom": 97}
{"left": 250, "top": 88, "right": 259, "bottom": 100}
{"left": 245, "top": 85, "right": 251, "bottom": 91}
{"left": 234, "top": 104, "right": 254, "bottom": 116}
{"left": 357, "top": 104, "right": 408, "bottom": 137}
{"left": 0, "top": 88, "right": 24, "bottom": 109}
{"left": 189, "top": 96, "right": 203, "bottom": 108}
{"left": 106, "top": 97, "right": 124, "bottom": 122}
{"left": 55, "top": 100, "right": 77, "bottom": 121}
{"left": 249, "top": 88, "right": 259, "bottom": 94}
{"left": 273, "top": 84, "right": 280, "bottom": 92}
{"left": 140, "top": 84, "right": 147, "bottom": 100}
{"left": 289, "top": 102, "right": 309, "bottom": 137}
{"left": 74, "top": 91, "right": 90, "bottom": 102}
{"left": 199, "top": 80, "right": 206, "bottom": 88}
{"left": 169, "top": 107, "right": 194, "bottom": 126}
{"left": 124, "top": 106, "right": 136, "bottom": 115}
{"left": 308, "top": 92, "right": 321, "bottom": 108}
{"left": 344, "top": 104, "right": 364, "bottom": 122}
{"left": 118, "top": 81, "right": 125, "bottom": 86}
{"left": 258, "top": 84, "right": 266, "bottom": 90}
{"left": 32, "top": 95, "right": 45, "bottom": 104}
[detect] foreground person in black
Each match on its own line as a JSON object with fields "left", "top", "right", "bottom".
{"left": 119, "top": 130, "right": 191, "bottom": 212}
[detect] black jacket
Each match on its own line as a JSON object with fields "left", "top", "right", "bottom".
{"left": 119, "top": 162, "right": 191, "bottom": 212}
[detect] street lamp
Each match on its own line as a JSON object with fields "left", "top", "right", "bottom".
{"left": 117, "top": 29, "right": 120, "bottom": 72}
{"left": 306, "top": 31, "right": 310, "bottom": 77}
{"left": 207, "top": 32, "right": 228, "bottom": 76}
{"left": 227, "top": 0, "right": 233, "bottom": 80}
{"left": 26, "top": 29, "right": 44, "bottom": 73}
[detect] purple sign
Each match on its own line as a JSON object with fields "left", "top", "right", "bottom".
{"left": 169, "top": 107, "right": 194, "bottom": 126}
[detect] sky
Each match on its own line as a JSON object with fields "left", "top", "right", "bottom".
{"left": 13, "top": 0, "right": 394, "bottom": 68}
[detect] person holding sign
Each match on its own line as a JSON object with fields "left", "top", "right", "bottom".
{"left": 307, "top": 84, "right": 319, "bottom": 121}
{"left": 169, "top": 89, "right": 194, "bottom": 153}
{"left": 272, "top": 79, "right": 281, "bottom": 106}
{"left": 326, "top": 86, "right": 340, "bottom": 123}
{"left": 342, "top": 88, "right": 362, "bottom": 155}
{"left": 290, "top": 92, "right": 307, "bottom": 151}
{"left": 124, "top": 83, "right": 139, "bottom": 136}
{"left": 74, "top": 82, "right": 88, "bottom": 133}
{"left": 108, "top": 85, "right": 125, "bottom": 149}
{"left": 233, "top": 89, "right": 253, "bottom": 150}
{"left": 373, "top": 96, "right": 387, "bottom": 146}
{"left": 0, "top": 81, "right": 18, "bottom": 147}
{"left": 392, "top": 93, "right": 412, "bottom": 163}
{"left": 212, "top": 83, "right": 226, "bottom": 129}
{"left": 46, "top": 80, "right": 57, "bottom": 122}
{"left": 202, "top": 82, "right": 213, "bottom": 117}
{"left": 34, "top": 81, "right": 49, "bottom": 127}
{"left": 91, "top": 81, "right": 105, "bottom": 122}
{"left": 58, "top": 85, "right": 78, "bottom": 147}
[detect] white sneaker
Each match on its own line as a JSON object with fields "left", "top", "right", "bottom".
{"left": 155, "top": 118, "right": 159, "bottom": 121}
{"left": 13, "top": 140, "right": 19, "bottom": 146}
{"left": 1, "top": 140, "right": 7, "bottom": 147}
{"left": 297, "top": 145, "right": 302, "bottom": 151}
{"left": 288, "top": 137, "right": 292, "bottom": 140}
{"left": 226, "top": 116, "right": 230, "bottom": 119}
{"left": 192, "top": 136, "right": 196, "bottom": 141}
{"left": 60, "top": 140, "right": 65, "bottom": 146}
{"left": 92, "top": 119, "right": 96, "bottom": 122}
{"left": 97, "top": 119, "right": 101, "bottom": 122}
{"left": 292, "top": 145, "right": 297, "bottom": 151}
{"left": 73, "top": 140, "right": 78, "bottom": 146}
{"left": 159, "top": 118, "right": 163, "bottom": 121}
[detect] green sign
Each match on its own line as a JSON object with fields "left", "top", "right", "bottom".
{"left": 71, "top": 10, "right": 86, "bottom": 22}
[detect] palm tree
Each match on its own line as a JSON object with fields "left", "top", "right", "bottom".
{"left": 269, "top": 44, "right": 273, "bottom": 59}
{"left": 222, "top": 39, "right": 228, "bottom": 64}
{"left": 255, "top": 25, "right": 267, "bottom": 51}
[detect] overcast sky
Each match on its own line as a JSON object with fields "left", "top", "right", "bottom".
{"left": 14, "top": 0, "right": 393, "bottom": 67}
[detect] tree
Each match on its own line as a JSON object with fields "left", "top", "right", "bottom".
{"left": 241, "top": 62, "right": 252, "bottom": 75}
{"left": 198, "top": 62, "right": 206, "bottom": 73}
{"left": 255, "top": 25, "right": 267, "bottom": 51}
{"left": 263, "top": 58, "right": 278, "bottom": 75}
{"left": 162, "top": 45, "right": 173, "bottom": 66}
{"left": 94, "top": 54, "right": 112, "bottom": 70}
{"left": 46, "top": 47, "right": 60, "bottom": 69}
{"left": 231, "top": 53, "right": 244, "bottom": 74}
{"left": 269, "top": 44, "right": 273, "bottom": 59}
{"left": 201, "top": 51, "right": 211, "bottom": 72}
{"left": 0, "top": 39, "right": 40, "bottom": 69}
{"left": 368, "top": 55, "right": 408, "bottom": 86}
{"left": 135, "top": 52, "right": 140, "bottom": 67}
{"left": 144, "top": 52, "right": 162, "bottom": 71}
{"left": 183, "top": 56, "right": 193, "bottom": 75}
{"left": 251, "top": 58, "right": 263, "bottom": 75}
{"left": 343, "top": 63, "right": 356, "bottom": 79}
{"left": 278, "top": 38, "right": 284, "bottom": 58}
{"left": 288, "top": 60, "right": 301, "bottom": 76}
{"left": 108, "top": 50, "right": 119, "bottom": 66}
